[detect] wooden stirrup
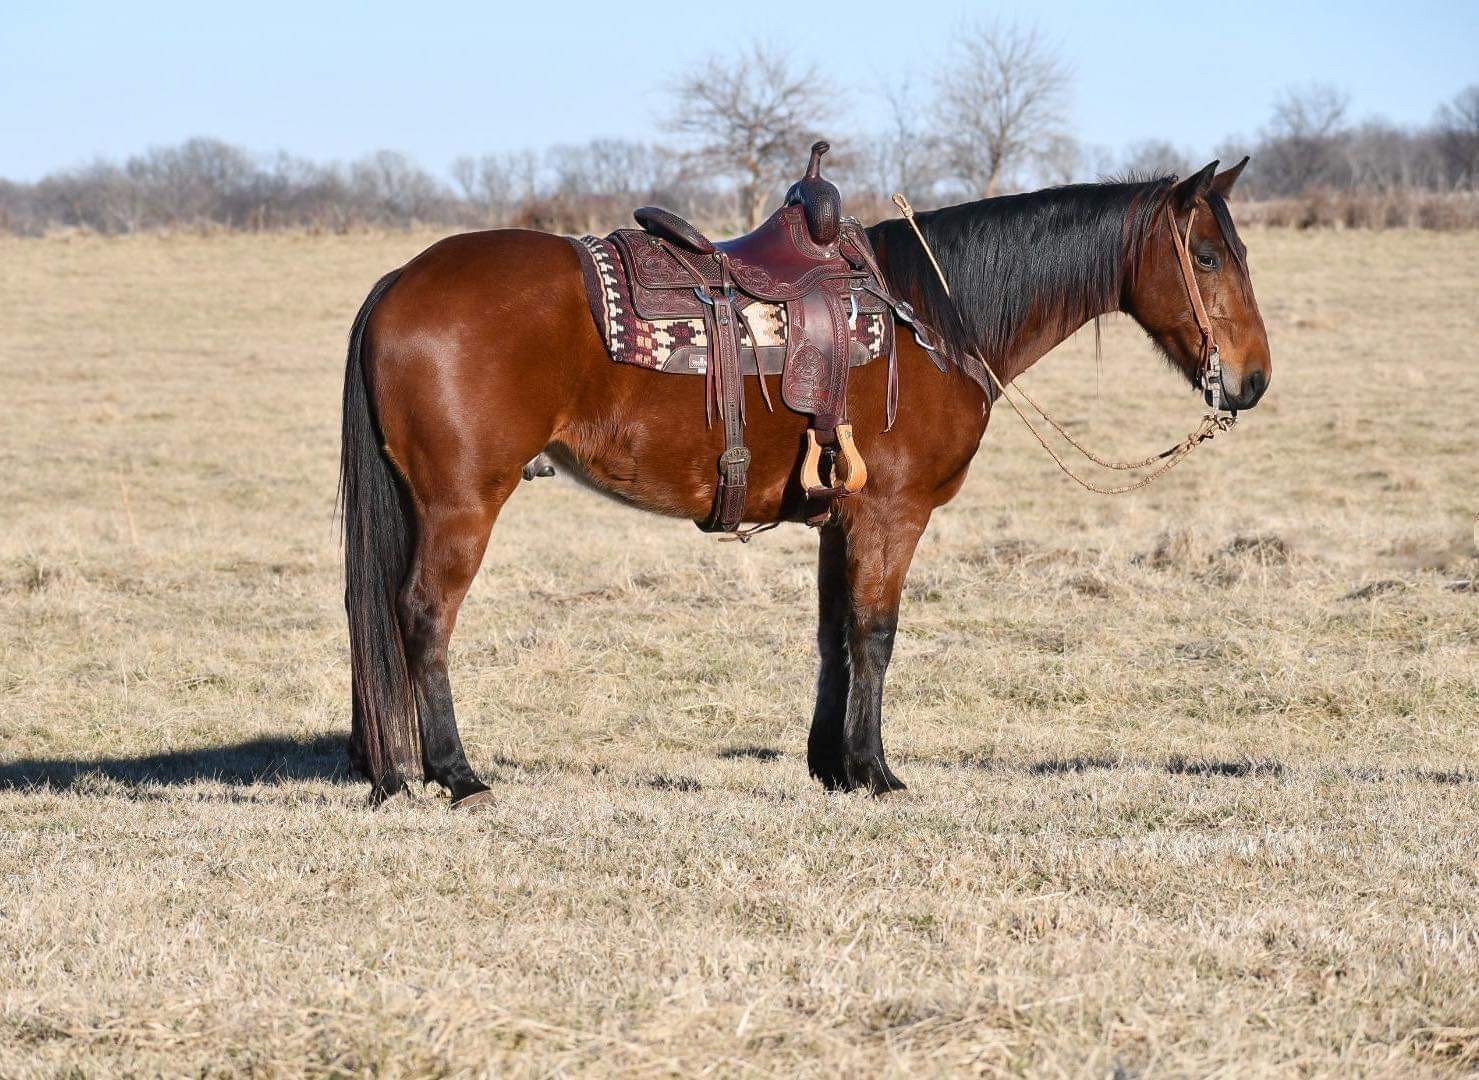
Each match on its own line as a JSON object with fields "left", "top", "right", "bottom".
{"left": 833, "top": 424, "right": 867, "bottom": 493}
{"left": 800, "top": 423, "right": 868, "bottom": 499}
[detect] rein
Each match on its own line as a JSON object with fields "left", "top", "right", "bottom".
{"left": 891, "top": 193, "right": 1236, "bottom": 496}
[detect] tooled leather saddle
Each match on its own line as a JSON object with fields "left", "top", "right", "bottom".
{"left": 574, "top": 141, "right": 935, "bottom": 533}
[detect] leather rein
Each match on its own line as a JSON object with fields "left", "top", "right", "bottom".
{"left": 891, "top": 192, "right": 1237, "bottom": 496}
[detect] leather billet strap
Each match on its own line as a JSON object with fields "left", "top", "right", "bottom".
{"left": 678, "top": 248, "right": 749, "bottom": 534}
{"left": 840, "top": 222, "right": 909, "bottom": 429}
{"left": 733, "top": 303, "right": 776, "bottom": 413}
{"left": 859, "top": 284, "right": 948, "bottom": 370}
{"left": 705, "top": 288, "right": 749, "bottom": 532}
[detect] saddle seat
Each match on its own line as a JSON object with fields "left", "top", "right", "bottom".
{"left": 600, "top": 142, "right": 892, "bottom": 533}
{"left": 634, "top": 138, "right": 843, "bottom": 269}
{"left": 627, "top": 208, "right": 850, "bottom": 305}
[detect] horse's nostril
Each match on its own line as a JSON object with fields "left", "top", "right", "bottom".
{"left": 1242, "top": 369, "right": 1266, "bottom": 404}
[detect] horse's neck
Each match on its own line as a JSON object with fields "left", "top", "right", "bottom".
{"left": 997, "top": 307, "right": 1112, "bottom": 386}
{"left": 971, "top": 219, "right": 1131, "bottom": 386}
{"left": 875, "top": 200, "right": 1136, "bottom": 391}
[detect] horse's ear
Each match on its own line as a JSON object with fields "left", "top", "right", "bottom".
{"left": 1211, "top": 156, "right": 1250, "bottom": 198}
{"left": 1172, "top": 160, "right": 1219, "bottom": 211}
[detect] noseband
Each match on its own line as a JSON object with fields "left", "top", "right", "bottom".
{"left": 1164, "top": 202, "right": 1227, "bottom": 414}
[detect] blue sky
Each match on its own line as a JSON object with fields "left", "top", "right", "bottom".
{"left": 2, "top": 0, "right": 1474, "bottom": 180}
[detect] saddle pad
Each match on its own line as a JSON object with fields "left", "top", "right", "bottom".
{"left": 573, "top": 234, "right": 891, "bottom": 376}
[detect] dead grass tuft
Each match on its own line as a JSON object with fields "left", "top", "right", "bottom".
{"left": 1136, "top": 528, "right": 1196, "bottom": 569}
{"left": 1220, "top": 532, "right": 1294, "bottom": 563}
{"left": 1343, "top": 579, "right": 1410, "bottom": 600}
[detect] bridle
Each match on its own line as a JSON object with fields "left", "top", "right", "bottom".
{"left": 890, "top": 191, "right": 1239, "bottom": 496}
{"left": 1163, "top": 201, "right": 1227, "bottom": 414}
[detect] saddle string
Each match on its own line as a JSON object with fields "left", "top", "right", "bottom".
{"left": 889, "top": 193, "right": 1236, "bottom": 496}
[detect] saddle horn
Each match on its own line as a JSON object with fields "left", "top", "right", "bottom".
{"left": 805, "top": 141, "right": 830, "bottom": 177}
{"left": 786, "top": 140, "right": 841, "bottom": 247}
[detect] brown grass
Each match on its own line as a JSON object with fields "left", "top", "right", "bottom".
{"left": 2, "top": 227, "right": 1477, "bottom": 1077}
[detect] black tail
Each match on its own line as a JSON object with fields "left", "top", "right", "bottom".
{"left": 339, "top": 268, "right": 420, "bottom": 799}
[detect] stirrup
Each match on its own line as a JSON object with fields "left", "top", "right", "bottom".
{"left": 800, "top": 423, "right": 868, "bottom": 499}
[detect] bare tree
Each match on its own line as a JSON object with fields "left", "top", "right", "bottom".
{"left": 1435, "top": 84, "right": 1479, "bottom": 189}
{"left": 1118, "top": 139, "right": 1195, "bottom": 180}
{"left": 1034, "top": 133, "right": 1084, "bottom": 186}
{"left": 666, "top": 43, "right": 833, "bottom": 229}
{"left": 1342, "top": 120, "right": 1446, "bottom": 192}
{"left": 933, "top": 20, "right": 1071, "bottom": 197}
{"left": 349, "top": 150, "right": 450, "bottom": 223}
{"left": 452, "top": 150, "right": 540, "bottom": 221}
{"left": 1258, "top": 83, "right": 1351, "bottom": 194}
{"left": 126, "top": 137, "right": 255, "bottom": 225}
{"left": 547, "top": 139, "right": 679, "bottom": 201}
{"left": 1271, "top": 83, "right": 1350, "bottom": 141}
{"left": 34, "top": 160, "right": 146, "bottom": 233}
{"left": 870, "top": 81, "right": 946, "bottom": 199}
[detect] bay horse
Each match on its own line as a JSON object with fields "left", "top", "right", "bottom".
{"left": 340, "top": 159, "right": 1271, "bottom": 807}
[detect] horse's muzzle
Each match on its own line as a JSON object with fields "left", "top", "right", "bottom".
{"left": 1217, "top": 366, "right": 1269, "bottom": 411}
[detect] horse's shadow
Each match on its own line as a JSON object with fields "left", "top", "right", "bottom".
{"left": 0, "top": 734, "right": 352, "bottom": 793}
{"left": 7, "top": 738, "right": 1471, "bottom": 798}
{"left": 1011, "top": 754, "right": 1473, "bottom": 786}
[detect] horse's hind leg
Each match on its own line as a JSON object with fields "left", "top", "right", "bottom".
{"left": 398, "top": 484, "right": 516, "bottom": 807}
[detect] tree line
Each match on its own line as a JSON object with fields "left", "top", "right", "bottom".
{"left": 3, "top": 26, "right": 1476, "bottom": 237}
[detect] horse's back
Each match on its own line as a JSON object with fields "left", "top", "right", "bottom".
{"left": 379, "top": 228, "right": 588, "bottom": 337}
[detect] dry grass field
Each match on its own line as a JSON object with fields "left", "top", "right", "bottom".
{"left": 2, "top": 224, "right": 1477, "bottom": 1077}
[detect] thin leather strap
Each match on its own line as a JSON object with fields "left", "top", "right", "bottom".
{"left": 1165, "top": 204, "right": 1215, "bottom": 367}
{"left": 698, "top": 255, "right": 749, "bottom": 532}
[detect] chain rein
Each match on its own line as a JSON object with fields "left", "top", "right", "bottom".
{"left": 890, "top": 192, "right": 1237, "bottom": 496}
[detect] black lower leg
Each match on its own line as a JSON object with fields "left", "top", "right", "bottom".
{"left": 400, "top": 583, "right": 488, "bottom": 803}
{"left": 808, "top": 524, "right": 850, "bottom": 788}
{"left": 412, "top": 662, "right": 488, "bottom": 802}
{"left": 842, "top": 615, "right": 906, "bottom": 795}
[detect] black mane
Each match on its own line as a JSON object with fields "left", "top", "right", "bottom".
{"left": 869, "top": 177, "right": 1203, "bottom": 380}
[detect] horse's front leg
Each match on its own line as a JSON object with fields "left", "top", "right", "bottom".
{"left": 810, "top": 499, "right": 929, "bottom": 795}
{"left": 807, "top": 523, "right": 850, "bottom": 787}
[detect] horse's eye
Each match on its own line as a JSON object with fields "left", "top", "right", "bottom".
{"left": 1196, "top": 250, "right": 1220, "bottom": 271}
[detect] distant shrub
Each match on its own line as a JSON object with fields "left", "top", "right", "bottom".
{"left": 1236, "top": 190, "right": 1479, "bottom": 230}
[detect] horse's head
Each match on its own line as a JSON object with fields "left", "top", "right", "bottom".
{"left": 1127, "top": 159, "right": 1271, "bottom": 411}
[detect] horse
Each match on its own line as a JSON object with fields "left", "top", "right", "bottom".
{"left": 339, "top": 159, "right": 1271, "bottom": 807}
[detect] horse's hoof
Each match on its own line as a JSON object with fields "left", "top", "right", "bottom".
{"left": 450, "top": 788, "right": 495, "bottom": 811}
{"left": 872, "top": 766, "right": 908, "bottom": 796}
{"left": 812, "top": 755, "right": 907, "bottom": 796}
{"left": 809, "top": 758, "right": 847, "bottom": 791}
{"left": 367, "top": 774, "right": 410, "bottom": 808}
{"left": 845, "top": 755, "right": 908, "bottom": 797}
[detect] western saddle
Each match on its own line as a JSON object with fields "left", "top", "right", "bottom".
{"left": 603, "top": 141, "right": 909, "bottom": 532}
